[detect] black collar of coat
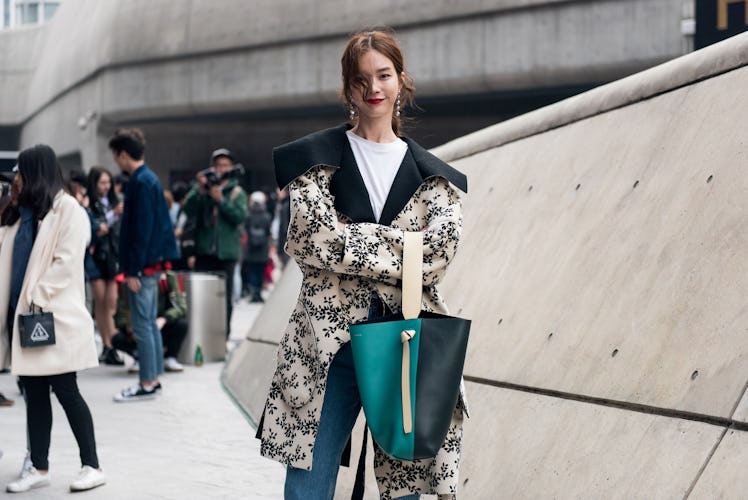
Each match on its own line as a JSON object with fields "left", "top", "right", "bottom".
{"left": 273, "top": 124, "right": 467, "bottom": 225}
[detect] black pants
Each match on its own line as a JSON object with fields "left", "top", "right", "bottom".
{"left": 194, "top": 255, "right": 236, "bottom": 338}
{"left": 19, "top": 372, "right": 99, "bottom": 470}
{"left": 242, "top": 260, "right": 266, "bottom": 296}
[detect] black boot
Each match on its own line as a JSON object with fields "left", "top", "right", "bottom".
{"left": 104, "top": 347, "right": 124, "bottom": 366}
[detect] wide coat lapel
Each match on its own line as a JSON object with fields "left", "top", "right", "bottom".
{"left": 378, "top": 148, "right": 420, "bottom": 226}
{"left": 273, "top": 124, "right": 468, "bottom": 226}
{"left": 330, "top": 137, "right": 377, "bottom": 223}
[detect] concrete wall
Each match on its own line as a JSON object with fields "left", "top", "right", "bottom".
{"left": 223, "top": 31, "right": 748, "bottom": 498}
{"left": 0, "top": 0, "right": 691, "bottom": 173}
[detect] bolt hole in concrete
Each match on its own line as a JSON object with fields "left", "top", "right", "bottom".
{"left": 706, "top": 174, "right": 713, "bottom": 183}
{"left": 611, "top": 349, "right": 619, "bottom": 357}
{"left": 691, "top": 370, "right": 699, "bottom": 380}
{"left": 575, "top": 183, "right": 581, "bottom": 190}
{"left": 488, "top": 186, "right": 494, "bottom": 193}
{"left": 528, "top": 185, "right": 533, "bottom": 192}
{"left": 633, "top": 180, "right": 639, "bottom": 189}
{"left": 498, "top": 318, "right": 503, "bottom": 325}
{"left": 547, "top": 332, "right": 553, "bottom": 340}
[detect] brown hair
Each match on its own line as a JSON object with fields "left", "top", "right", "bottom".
{"left": 108, "top": 127, "right": 146, "bottom": 160}
{"left": 341, "top": 27, "right": 415, "bottom": 136}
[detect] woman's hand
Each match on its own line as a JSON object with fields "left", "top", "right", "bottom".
{"left": 336, "top": 220, "right": 346, "bottom": 232}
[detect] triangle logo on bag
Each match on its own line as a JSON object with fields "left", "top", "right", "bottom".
{"left": 30, "top": 323, "right": 50, "bottom": 342}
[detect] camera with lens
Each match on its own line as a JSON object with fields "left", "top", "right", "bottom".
{"left": 198, "top": 164, "right": 245, "bottom": 188}
{"left": 1, "top": 182, "right": 10, "bottom": 198}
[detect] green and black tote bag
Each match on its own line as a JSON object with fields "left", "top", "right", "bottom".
{"left": 349, "top": 231, "right": 471, "bottom": 461}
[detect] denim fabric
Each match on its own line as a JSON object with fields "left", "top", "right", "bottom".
{"left": 129, "top": 275, "right": 163, "bottom": 382}
{"left": 8, "top": 206, "right": 35, "bottom": 337}
{"left": 284, "top": 294, "right": 419, "bottom": 500}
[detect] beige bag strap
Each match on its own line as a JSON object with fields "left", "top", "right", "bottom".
{"left": 400, "top": 231, "right": 423, "bottom": 434}
{"left": 401, "top": 231, "right": 423, "bottom": 320}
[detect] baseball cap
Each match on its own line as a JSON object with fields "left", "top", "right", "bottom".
{"left": 210, "top": 148, "right": 235, "bottom": 163}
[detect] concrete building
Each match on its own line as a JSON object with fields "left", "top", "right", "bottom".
{"left": 0, "top": 0, "right": 704, "bottom": 188}
{"left": 0, "top": 0, "right": 62, "bottom": 29}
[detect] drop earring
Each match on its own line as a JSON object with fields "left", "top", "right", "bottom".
{"left": 395, "top": 92, "right": 401, "bottom": 117}
{"left": 348, "top": 96, "right": 356, "bottom": 120}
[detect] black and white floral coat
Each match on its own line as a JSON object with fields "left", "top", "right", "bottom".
{"left": 258, "top": 124, "right": 468, "bottom": 499}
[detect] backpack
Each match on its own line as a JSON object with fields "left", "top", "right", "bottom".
{"left": 248, "top": 223, "right": 266, "bottom": 248}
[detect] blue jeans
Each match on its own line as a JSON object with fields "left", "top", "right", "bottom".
{"left": 284, "top": 342, "right": 419, "bottom": 500}
{"left": 129, "top": 275, "right": 163, "bottom": 382}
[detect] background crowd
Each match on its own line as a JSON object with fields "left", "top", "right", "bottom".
{"left": 0, "top": 131, "right": 290, "bottom": 493}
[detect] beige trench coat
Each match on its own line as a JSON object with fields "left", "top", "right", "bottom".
{"left": 259, "top": 125, "right": 469, "bottom": 499}
{"left": 0, "top": 192, "right": 98, "bottom": 376}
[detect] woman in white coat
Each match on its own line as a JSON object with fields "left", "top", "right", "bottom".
{"left": 0, "top": 145, "right": 106, "bottom": 493}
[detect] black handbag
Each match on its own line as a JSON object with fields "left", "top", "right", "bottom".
{"left": 18, "top": 303, "right": 56, "bottom": 348}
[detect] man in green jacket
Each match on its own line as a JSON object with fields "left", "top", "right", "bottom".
{"left": 182, "top": 149, "right": 247, "bottom": 338}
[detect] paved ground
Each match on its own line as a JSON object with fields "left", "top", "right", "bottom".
{"left": 0, "top": 298, "right": 286, "bottom": 499}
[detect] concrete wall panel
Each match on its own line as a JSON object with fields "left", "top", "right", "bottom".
{"left": 441, "top": 62, "right": 748, "bottom": 418}
{"left": 20, "top": 79, "right": 102, "bottom": 167}
{"left": 689, "top": 429, "right": 748, "bottom": 499}
{"left": 459, "top": 383, "right": 723, "bottom": 498}
{"left": 0, "top": 26, "right": 45, "bottom": 124}
{"left": 222, "top": 340, "right": 277, "bottom": 427}
{"left": 245, "top": 261, "right": 301, "bottom": 346}
{"left": 734, "top": 389, "right": 748, "bottom": 424}
{"left": 221, "top": 262, "right": 301, "bottom": 423}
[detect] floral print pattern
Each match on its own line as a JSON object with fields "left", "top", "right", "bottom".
{"left": 259, "top": 164, "right": 466, "bottom": 499}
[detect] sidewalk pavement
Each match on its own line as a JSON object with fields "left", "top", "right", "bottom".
{"left": 0, "top": 298, "right": 286, "bottom": 499}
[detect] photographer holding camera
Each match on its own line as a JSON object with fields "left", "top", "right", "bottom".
{"left": 182, "top": 149, "right": 247, "bottom": 338}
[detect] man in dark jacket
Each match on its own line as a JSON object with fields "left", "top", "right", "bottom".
{"left": 182, "top": 149, "right": 247, "bottom": 337}
{"left": 109, "top": 128, "right": 178, "bottom": 402}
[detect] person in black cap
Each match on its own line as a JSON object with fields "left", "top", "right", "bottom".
{"left": 181, "top": 148, "right": 247, "bottom": 338}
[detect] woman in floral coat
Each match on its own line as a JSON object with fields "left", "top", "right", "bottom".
{"left": 258, "top": 28, "right": 468, "bottom": 500}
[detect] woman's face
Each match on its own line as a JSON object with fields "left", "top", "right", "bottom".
{"left": 13, "top": 172, "right": 22, "bottom": 196}
{"left": 349, "top": 49, "right": 402, "bottom": 124}
{"left": 96, "top": 173, "right": 111, "bottom": 197}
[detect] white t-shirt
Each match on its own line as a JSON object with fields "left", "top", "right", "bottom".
{"left": 346, "top": 130, "right": 408, "bottom": 222}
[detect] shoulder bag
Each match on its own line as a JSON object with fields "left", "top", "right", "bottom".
{"left": 349, "top": 231, "right": 470, "bottom": 461}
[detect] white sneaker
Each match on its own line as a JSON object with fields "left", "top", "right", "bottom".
{"left": 164, "top": 357, "right": 184, "bottom": 372}
{"left": 113, "top": 383, "right": 157, "bottom": 402}
{"left": 6, "top": 467, "right": 50, "bottom": 493}
{"left": 69, "top": 465, "right": 106, "bottom": 492}
{"left": 127, "top": 361, "right": 139, "bottom": 374}
{"left": 19, "top": 453, "right": 33, "bottom": 476}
